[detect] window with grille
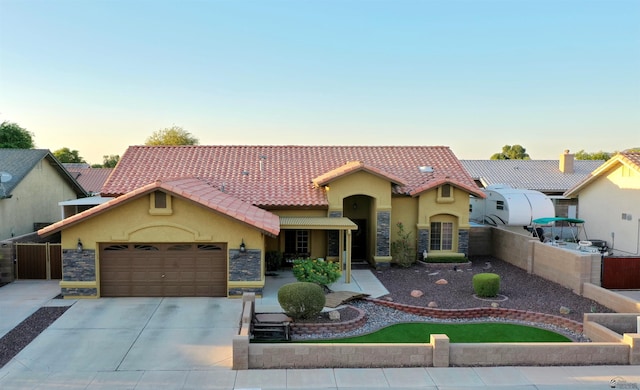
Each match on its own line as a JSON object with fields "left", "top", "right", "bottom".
{"left": 430, "top": 222, "right": 453, "bottom": 251}
{"left": 285, "top": 230, "right": 310, "bottom": 256}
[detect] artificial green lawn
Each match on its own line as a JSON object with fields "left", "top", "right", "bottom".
{"left": 300, "top": 322, "right": 571, "bottom": 343}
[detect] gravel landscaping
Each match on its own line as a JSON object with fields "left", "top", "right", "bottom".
{"left": 292, "top": 256, "right": 615, "bottom": 341}
{"left": 0, "top": 306, "right": 69, "bottom": 368}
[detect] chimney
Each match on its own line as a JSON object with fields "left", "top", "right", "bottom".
{"left": 559, "top": 149, "right": 574, "bottom": 173}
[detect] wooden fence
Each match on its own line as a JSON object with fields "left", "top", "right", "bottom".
{"left": 601, "top": 256, "right": 640, "bottom": 289}
{"left": 14, "top": 243, "right": 62, "bottom": 280}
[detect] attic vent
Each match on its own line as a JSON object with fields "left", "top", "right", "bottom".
{"left": 419, "top": 166, "right": 433, "bottom": 173}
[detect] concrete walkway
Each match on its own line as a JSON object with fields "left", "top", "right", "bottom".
{"left": 1, "top": 278, "right": 639, "bottom": 389}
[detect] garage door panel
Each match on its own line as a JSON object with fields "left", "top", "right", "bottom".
{"left": 100, "top": 243, "right": 228, "bottom": 297}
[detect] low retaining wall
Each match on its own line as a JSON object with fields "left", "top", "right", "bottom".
{"left": 233, "top": 293, "right": 639, "bottom": 369}
{"left": 583, "top": 283, "right": 640, "bottom": 313}
{"left": 450, "top": 342, "right": 629, "bottom": 366}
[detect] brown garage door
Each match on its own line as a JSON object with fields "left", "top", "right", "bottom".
{"left": 99, "top": 243, "right": 227, "bottom": 297}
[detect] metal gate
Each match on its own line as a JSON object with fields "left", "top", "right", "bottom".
{"left": 15, "top": 243, "right": 62, "bottom": 280}
{"left": 601, "top": 256, "right": 640, "bottom": 289}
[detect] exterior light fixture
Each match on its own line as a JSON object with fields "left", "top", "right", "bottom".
{"left": 77, "top": 239, "right": 83, "bottom": 253}
{"left": 240, "top": 239, "right": 246, "bottom": 253}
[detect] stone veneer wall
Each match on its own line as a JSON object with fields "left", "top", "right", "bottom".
{"left": 229, "top": 249, "right": 261, "bottom": 282}
{"left": 417, "top": 229, "right": 429, "bottom": 261}
{"left": 62, "top": 249, "right": 96, "bottom": 281}
{"left": 327, "top": 211, "right": 342, "bottom": 257}
{"left": 61, "top": 249, "right": 97, "bottom": 297}
{"left": 228, "top": 249, "right": 263, "bottom": 297}
{"left": 375, "top": 211, "right": 390, "bottom": 257}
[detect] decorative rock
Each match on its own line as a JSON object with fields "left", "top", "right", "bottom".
{"left": 428, "top": 301, "right": 438, "bottom": 308}
{"left": 328, "top": 310, "right": 341, "bottom": 320}
{"left": 491, "top": 302, "right": 500, "bottom": 308}
{"left": 435, "top": 279, "right": 448, "bottom": 285}
{"left": 559, "top": 306, "right": 571, "bottom": 314}
{"left": 410, "top": 290, "right": 424, "bottom": 298}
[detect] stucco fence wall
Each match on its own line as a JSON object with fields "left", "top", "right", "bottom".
{"left": 490, "top": 227, "right": 601, "bottom": 294}
{"left": 233, "top": 294, "right": 640, "bottom": 369}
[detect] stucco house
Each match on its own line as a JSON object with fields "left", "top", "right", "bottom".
{"left": 38, "top": 145, "right": 484, "bottom": 299}
{"left": 462, "top": 150, "right": 603, "bottom": 218}
{"left": 564, "top": 151, "right": 640, "bottom": 256}
{"left": 0, "top": 149, "right": 87, "bottom": 240}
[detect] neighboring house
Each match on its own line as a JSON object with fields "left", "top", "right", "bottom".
{"left": 38, "top": 145, "right": 484, "bottom": 299}
{"left": 63, "top": 163, "right": 113, "bottom": 195}
{"left": 61, "top": 163, "right": 114, "bottom": 218}
{"left": 462, "top": 150, "right": 603, "bottom": 218}
{"left": 0, "top": 149, "right": 88, "bottom": 240}
{"left": 564, "top": 152, "right": 640, "bottom": 256}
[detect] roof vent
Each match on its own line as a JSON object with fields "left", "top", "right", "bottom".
{"left": 419, "top": 166, "right": 433, "bottom": 173}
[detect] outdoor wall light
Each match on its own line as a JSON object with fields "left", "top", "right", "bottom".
{"left": 239, "top": 239, "right": 246, "bottom": 253}
{"left": 77, "top": 239, "right": 83, "bottom": 253}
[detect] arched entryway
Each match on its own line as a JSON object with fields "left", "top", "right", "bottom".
{"left": 343, "top": 195, "right": 374, "bottom": 265}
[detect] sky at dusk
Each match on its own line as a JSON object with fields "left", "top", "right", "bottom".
{"left": 1, "top": 0, "right": 639, "bottom": 165}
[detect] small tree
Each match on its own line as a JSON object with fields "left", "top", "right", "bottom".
{"left": 102, "top": 154, "right": 120, "bottom": 168}
{"left": 145, "top": 126, "right": 199, "bottom": 146}
{"left": 53, "top": 147, "right": 85, "bottom": 163}
{"left": 490, "top": 144, "right": 530, "bottom": 160}
{"left": 0, "top": 121, "right": 34, "bottom": 149}
{"left": 391, "top": 222, "right": 415, "bottom": 267}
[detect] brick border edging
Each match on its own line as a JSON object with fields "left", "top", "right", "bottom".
{"left": 289, "top": 298, "right": 583, "bottom": 336}
{"left": 291, "top": 305, "right": 367, "bottom": 335}
{"left": 364, "top": 297, "right": 584, "bottom": 333}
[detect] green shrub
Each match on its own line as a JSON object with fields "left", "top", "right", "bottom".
{"left": 277, "top": 282, "right": 326, "bottom": 320}
{"left": 391, "top": 222, "right": 415, "bottom": 268}
{"left": 472, "top": 273, "right": 501, "bottom": 297}
{"left": 292, "top": 258, "right": 341, "bottom": 287}
{"left": 265, "top": 251, "right": 283, "bottom": 272}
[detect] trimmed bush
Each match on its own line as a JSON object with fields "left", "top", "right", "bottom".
{"left": 277, "top": 282, "right": 326, "bottom": 320}
{"left": 472, "top": 273, "right": 501, "bottom": 297}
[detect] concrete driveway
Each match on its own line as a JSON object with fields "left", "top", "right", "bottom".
{"left": 2, "top": 297, "right": 242, "bottom": 373}
{"left": 0, "top": 280, "right": 64, "bottom": 339}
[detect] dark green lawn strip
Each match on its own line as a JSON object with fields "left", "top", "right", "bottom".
{"left": 300, "top": 322, "right": 571, "bottom": 343}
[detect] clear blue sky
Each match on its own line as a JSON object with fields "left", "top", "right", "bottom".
{"left": 1, "top": 0, "right": 639, "bottom": 165}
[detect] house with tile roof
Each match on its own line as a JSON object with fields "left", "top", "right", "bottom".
{"left": 63, "top": 163, "right": 113, "bottom": 196}
{"left": 462, "top": 150, "right": 603, "bottom": 218}
{"left": 0, "top": 149, "right": 88, "bottom": 241}
{"left": 564, "top": 151, "right": 640, "bottom": 256}
{"left": 39, "top": 145, "right": 484, "bottom": 298}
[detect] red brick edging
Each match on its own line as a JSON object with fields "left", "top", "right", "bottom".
{"left": 289, "top": 298, "right": 583, "bottom": 336}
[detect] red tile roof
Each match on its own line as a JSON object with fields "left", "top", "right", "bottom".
{"left": 312, "top": 161, "right": 407, "bottom": 187}
{"left": 64, "top": 167, "right": 114, "bottom": 194}
{"left": 39, "top": 177, "right": 280, "bottom": 237}
{"left": 101, "top": 145, "right": 484, "bottom": 206}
